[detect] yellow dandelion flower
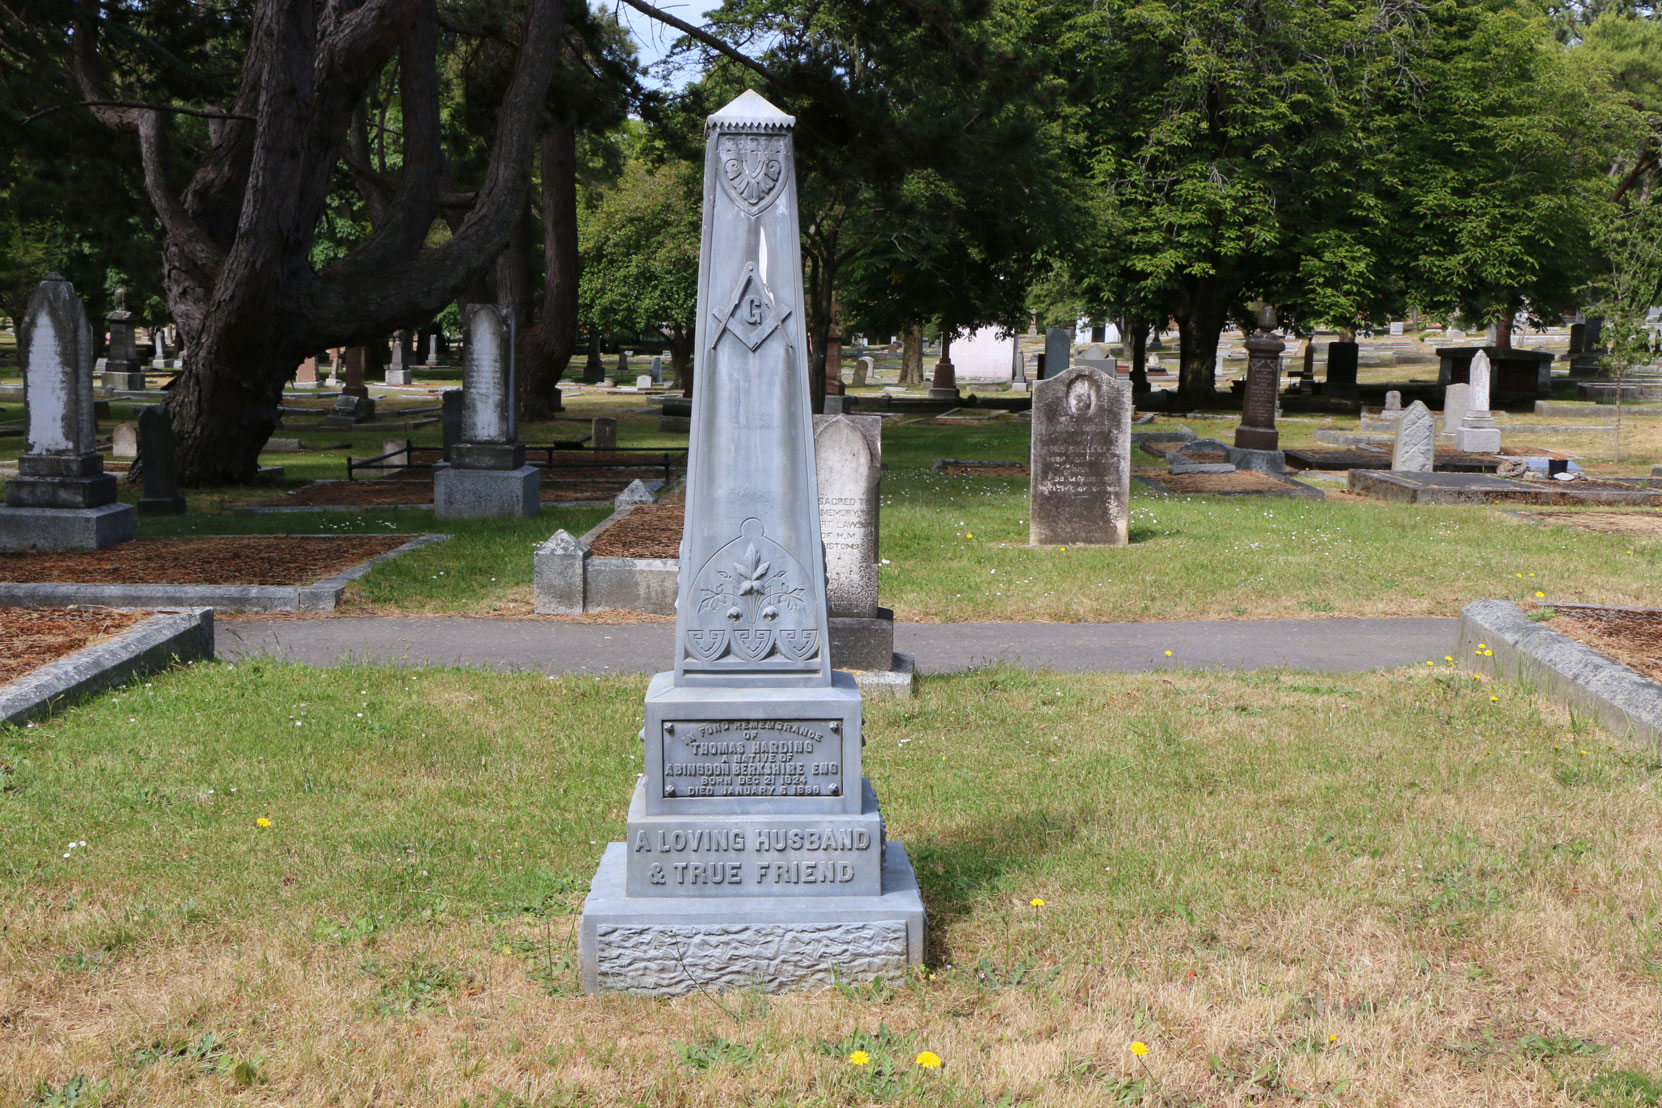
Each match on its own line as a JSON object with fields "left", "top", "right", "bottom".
{"left": 1129, "top": 1042, "right": 1149, "bottom": 1057}
{"left": 1478, "top": 643, "right": 1487, "bottom": 649}
{"left": 1444, "top": 656, "right": 1453, "bottom": 662}
{"left": 1164, "top": 650, "right": 1173, "bottom": 657}
{"left": 915, "top": 1051, "right": 942, "bottom": 1069}
{"left": 1328, "top": 1034, "right": 1338, "bottom": 1044}
{"left": 256, "top": 817, "right": 271, "bottom": 828}
{"left": 1030, "top": 897, "right": 1045, "bottom": 908}
{"left": 1516, "top": 573, "right": 1524, "bottom": 578}
{"left": 1484, "top": 649, "right": 1493, "bottom": 656}
{"left": 1490, "top": 696, "right": 1499, "bottom": 702}
{"left": 1535, "top": 591, "right": 1545, "bottom": 599}
{"left": 965, "top": 532, "right": 974, "bottom": 539}
{"left": 848, "top": 1051, "right": 870, "bottom": 1066}
{"left": 1579, "top": 749, "right": 1588, "bottom": 757}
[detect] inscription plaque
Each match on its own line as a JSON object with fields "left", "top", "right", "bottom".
{"left": 660, "top": 719, "right": 842, "bottom": 798}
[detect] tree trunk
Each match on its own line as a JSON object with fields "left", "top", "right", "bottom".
{"left": 899, "top": 322, "right": 924, "bottom": 386}
{"left": 1127, "top": 316, "right": 1149, "bottom": 394}
{"left": 77, "top": 0, "right": 570, "bottom": 483}
{"left": 1172, "top": 279, "right": 1234, "bottom": 403}
{"left": 520, "top": 114, "right": 580, "bottom": 421}
{"left": 669, "top": 321, "right": 693, "bottom": 395}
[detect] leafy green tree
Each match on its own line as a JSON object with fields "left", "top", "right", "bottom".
{"left": 1049, "top": 0, "right": 1423, "bottom": 400}
{"left": 1396, "top": 0, "right": 1631, "bottom": 338}
{"left": 578, "top": 147, "right": 701, "bottom": 384}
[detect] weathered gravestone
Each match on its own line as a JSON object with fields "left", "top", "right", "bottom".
{"left": 1440, "top": 383, "right": 1470, "bottom": 444}
{"left": 1454, "top": 350, "right": 1502, "bottom": 454}
{"left": 1234, "top": 305, "right": 1284, "bottom": 455}
{"left": 1391, "top": 400, "right": 1435, "bottom": 472}
{"left": 591, "top": 417, "right": 618, "bottom": 451}
{"left": 814, "top": 414, "right": 896, "bottom": 672}
{"left": 112, "top": 422, "right": 139, "bottom": 459}
{"left": 577, "top": 91, "right": 925, "bottom": 995}
{"left": 0, "top": 275, "right": 136, "bottom": 550}
{"left": 385, "top": 330, "right": 413, "bottom": 386}
{"left": 1029, "top": 365, "right": 1131, "bottom": 546}
{"left": 1041, "top": 327, "right": 1071, "bottom": 380}
{"left": 135, "top": 405, "right": 186, "bottom": 515}
{"left": 650, "top": 355, "right": 664, "bottom": 385}
{"left": 850, "top": 356, "right": 872, "bottom": 388}
{"left": 433, "top": 306, "right": 539, "bottom": 518}
{"left": 294, "top": 356, "right": 320, "bottom": 389}
{"left": 103, "top": 286, "right": 147, "bottom": 391}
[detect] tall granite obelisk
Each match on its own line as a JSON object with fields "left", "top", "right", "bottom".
{"left": 578, "top": 91, "right": 926, "bottom": 995}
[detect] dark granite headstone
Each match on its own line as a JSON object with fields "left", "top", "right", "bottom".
{"left": 1042, "top": 327, "right": 1071, "bottom": 381}
{"left": 1325, "top": 341, "right": 1359, "bottom": 398}
{"left": 136, "top": 406, "right": 185, "bottom": 515}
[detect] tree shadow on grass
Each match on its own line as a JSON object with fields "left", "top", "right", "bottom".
{"left": 905, "top": 805, "right": 1089, "bottom": 967}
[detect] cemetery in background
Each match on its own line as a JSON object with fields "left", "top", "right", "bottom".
{"left": 1, "top": 1, "right": 1661, "bottom": 1105}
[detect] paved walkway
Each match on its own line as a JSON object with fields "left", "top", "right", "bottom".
{"left": 217, "top": 616, "right": 1457, "bottom": 676}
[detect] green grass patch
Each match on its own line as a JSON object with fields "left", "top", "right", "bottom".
{"left": 2, "top": 660, "right": 1661, "bottom": 1104}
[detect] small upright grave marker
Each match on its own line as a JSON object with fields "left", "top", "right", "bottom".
{"left": 1392, "top": 400, "right": 1435, "bottom": 472}
{"left": 1030, "top": 366, "right": 1131, "bottom": 546}
{"left": 0, "top": 275, "right": 136, "bottom": 550}
{"left": 136, "top": 406, "right": 186, "bottom": 515}
{"left": 103, "top": 286, "right": 146, "bottom": 391}
{"left": 1454, "top": 351, "right": 1502, "bottom": 453}
{"left": 433, "top": 306, "right": 539, "bottom": 518}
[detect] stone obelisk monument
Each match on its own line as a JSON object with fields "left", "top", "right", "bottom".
{"left": 578, "top": 91, "right": 926, "bottom": 995}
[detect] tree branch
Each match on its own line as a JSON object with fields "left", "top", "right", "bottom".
{"left": 21, "top": 99, "right": 256, "bottom": 126}
{"left": 614, "top": 0, "right": 779, "bottom": 83}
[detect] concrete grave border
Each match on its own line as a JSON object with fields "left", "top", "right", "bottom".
{"left": 535, "top": 483, "right": 914, "bottom": 696}
{"left": 0, "top": 533, "right": 448, "bottom": 612}
{"left": 1, "top": 607, "right": 214, "bottom": 726}
{"left": 1458, "top": 598, "right": 1662, "bottom": 753}
{"left": 1349, "top": 470, "right": 1662, "bottom": 506}
{"left": 1133, "top": 473, "right": 1325, "bottom": 500}
{"left": 235, "top": 478, "right": 654, "bottom": 515}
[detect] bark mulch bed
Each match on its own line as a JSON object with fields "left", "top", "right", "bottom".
{"left": 1550, "top": 606, "right": 1662, "bottom": 684}
{"left": 588, "top": 502, "right": 685, "bottom": 559}
{"left": 0, "top": 606, "right": 146, "bottom": 685}
{"left": 1523, "top": 511, "right": 1662, "bottom": 537}
{"left": 0, "top": 536, "right": 411, "bottom": 586}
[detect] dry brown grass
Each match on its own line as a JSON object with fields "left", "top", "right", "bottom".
{"left": 3, "top": 664, "right": 1660, "bottom": 1107}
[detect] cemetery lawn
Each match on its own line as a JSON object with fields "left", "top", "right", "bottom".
{"left": 4, "top": 661, "right": 1661, "bottom": 1107}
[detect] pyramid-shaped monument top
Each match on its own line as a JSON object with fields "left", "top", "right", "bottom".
{"left": 673, "top": 86, "right": 829, "bottom": 687}
{"left": 706, "top": 89, "right": 795, "bottom": 132}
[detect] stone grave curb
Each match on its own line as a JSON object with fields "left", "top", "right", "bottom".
{"left": 0, "top": 607, "right": 214, "bottom": 726}
{"left": 0, "top": 534, "right": 448, "bottom": 613}
{"left": 1457, "top": 598, "right": 1662, "bottom": 753}
{"left": 1132, "top": 473, "right": 1325, "bottom": 500}
{"left": 1349, "top": 469, "right": 1662, "bottom": 506}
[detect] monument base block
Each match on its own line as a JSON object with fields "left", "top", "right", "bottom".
{"left": 1226, "top": 446, "right": 1287, "bottom": 474}
{"left": 579, "top": 840, "right": 927, "bottom": 995}
{"left": 830, "top": 610, "right": 896, "bottom": 672}
{"left": 1455, "top": 427, "right": 1502, "bottom": 454}
{"left": 384, "top": 369, "right": 413, "bottom": 386}
{"left": 104, "top": 370, "right": 148, "bottom": 391}
{"left": 433, "top": 463, "right": 540, "bottom": 519}
{"left": 927, "top": 387, "right": 961, "bottom": 402}
{"left": 1233, "top": 426, "right": 1279, "bottom": 451}
{"left": 138, "top": 496, "right": 187, "bottom": 516}
{"left": 0, "top": 503, "right": 136, "bottom": 552}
